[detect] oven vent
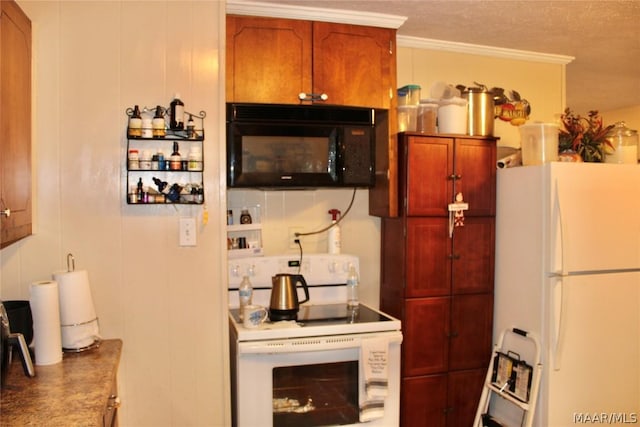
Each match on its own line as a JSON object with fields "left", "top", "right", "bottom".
{"left": 291, "top": 338, "right": 323, "bottom": 346}
{"left": 264, "top": 342, "right": 286, "bottom": 348}
{"left": 325, "top": 336, "right": 357, "bottom": 344}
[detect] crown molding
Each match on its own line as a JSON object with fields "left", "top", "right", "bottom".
{"left": 397, "top": 35, "right": 574, "bottom": 65}
{"left": 226, "top": 0, "right": 407, "bottom": 29}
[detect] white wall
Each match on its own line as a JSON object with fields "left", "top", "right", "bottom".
{"left": 0, "top": 2, "right": 229, "bottom": 426}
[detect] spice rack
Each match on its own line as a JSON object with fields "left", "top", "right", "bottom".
{"left": 125, "top": 107, "right": 206, "bottom": 205}
{"left": 227, "top": 205, "right": 263, "bottom": 258}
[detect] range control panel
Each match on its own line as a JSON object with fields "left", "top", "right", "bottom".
{"left": 228, "top": 254, "right": 359, "bottom": 289}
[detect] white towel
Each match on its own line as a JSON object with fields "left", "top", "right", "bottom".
{"left": 359, "top": 337, "right": 389, "bottom": 422}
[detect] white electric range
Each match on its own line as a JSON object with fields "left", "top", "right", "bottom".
{"left": 227, "top": 254, "right": 403, "bottom": 427}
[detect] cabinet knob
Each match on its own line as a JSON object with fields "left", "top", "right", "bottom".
{"left": 1, "top": 208, "right": 10, "bottom": 218}
{"left": 447, "top": 174, "right": 462, "bottom": 181}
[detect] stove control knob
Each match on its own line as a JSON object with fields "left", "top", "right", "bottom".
{"left": 328, "top": 261, "right": 338, "bottom": 273}
{"left": 230, "top": 264, "right": 240, "bottom": 277}
{"left": 247, "top": 264, "right": 256, "bottom": 276}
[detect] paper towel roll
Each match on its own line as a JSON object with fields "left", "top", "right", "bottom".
{"left": 52, "top": 270, "right": 100, "bottom": 349}
{"left": 30, "top": 281, "right": 63, "bottom": 365}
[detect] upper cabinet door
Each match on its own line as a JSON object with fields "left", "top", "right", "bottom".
{"left": 405, "top": 136, "right": 454, "bottom": 217}
{"left": 312, "top": 22, "right": 394, "bottom": 109}
{"left": 454, "top": 138, "right": 496, "bottom": 216}
{"left": 226, "top": 15, "right": 312, "bottom": 104}
{"left": 1, "top": 0, "right": 32, "bottom": 248}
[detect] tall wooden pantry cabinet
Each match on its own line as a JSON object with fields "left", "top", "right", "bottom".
{"left": 380, "top": 132, "right": 497, "bottom": 426}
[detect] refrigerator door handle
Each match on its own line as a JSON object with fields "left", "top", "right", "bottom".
{"left": 552, "top": 275, "right": 566, "bottom": 371}
{"left": 554, "top": 179, "right": 569, "bottom": 276}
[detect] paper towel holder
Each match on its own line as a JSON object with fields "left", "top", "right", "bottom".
{"left": 66, "top": 253, "right": 75, "bottom": 272}
{"left": 60, "top": 253, "right": 102, "bottom": 353}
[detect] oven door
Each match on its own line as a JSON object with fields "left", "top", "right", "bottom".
{"left": 232, "top": 331, "right": 402, "bottom": 427}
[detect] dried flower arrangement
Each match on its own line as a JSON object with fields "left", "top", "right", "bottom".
{"left": 558, "top": 108, "right": 614, "bottom": 162}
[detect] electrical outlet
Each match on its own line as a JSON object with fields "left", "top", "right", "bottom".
{"left": 288, "top": 227, "right": 304, "bottom": 249}
{"left": 179, "top": 217, "right": 197, "bottom": 247}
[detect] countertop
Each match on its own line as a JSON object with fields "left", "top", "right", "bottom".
{"left": 1, "top": 339, "right": 122, "bottom": 426}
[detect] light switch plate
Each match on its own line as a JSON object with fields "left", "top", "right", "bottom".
{"left": 179, "top": 217, "right": 197, "bottom": 247}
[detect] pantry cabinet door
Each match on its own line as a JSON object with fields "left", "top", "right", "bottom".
{"left": 451, "top": 217, "right": 495, "bottom": 294}
{"left": 405, "top": 136, "right": 454, "bottom": 216}
{"left": 449, "top": 294, "right": 493, "bottom": 371}
{"left": 446, "top": 369, "right": 486, "bottom": 427}
{"left": 402, "top": 374, "right": 447, "bottom": 427}
{"left": 312, "top": 22, "right": 394, "bottom": 108}
{"left": 226, "top": 16, "right": 312, "bottom": 104}
{"left": 406, "top": 218, "right": 451, "bottom": 297}
{"left": 403, "top": 297, "right": 450, "bottom": 376}
{"left": 454, "top": 138, "right": 496, "bottom": 216}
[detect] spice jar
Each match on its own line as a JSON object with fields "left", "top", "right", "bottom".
{"left": 128, "top": 105, "right": 142, "bottom": 137}
{"left": 152, "top": 105, "right": 166, "bottom": 138}
{"left": 128, "top": 149, "right": 140, "bottom": 169}
{"left": 240, "top": 208, "right": 252, "bottom": 224}
{"left": 605, "top": 121, "right": 638, "bottom": 164}
{"left": 188, "top": 146, "right": 202, "bottom": 171}
{"left": 139, "top": 150, "right": 152, "bottom": 170}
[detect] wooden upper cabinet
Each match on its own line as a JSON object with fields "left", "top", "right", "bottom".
{"left": 226, "top": 16, "right": 312, "bottom": 104}
{"left": 312, "top": 22, "right": 394, "bottom": 109}
{"left": 226, "top": 16, "right": 395, "bottom": 108}
{"left": 1, "top": 0, "right": 32, "bottom": 248}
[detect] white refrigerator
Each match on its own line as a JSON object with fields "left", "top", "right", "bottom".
{"left": 492, "top": 162, "right": 640, "bottom": 426}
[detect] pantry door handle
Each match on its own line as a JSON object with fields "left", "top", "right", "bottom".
{"left": 1, "top": 208, "right": 10, "bottom": 218}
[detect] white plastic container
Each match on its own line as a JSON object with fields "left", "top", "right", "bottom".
{"left": 519, "top": 123, "right": 559, "bottom": 166}
{"left": 398, "top": 105, "right": 418, "bottom": 132}
{"left": 437, "top": 97, "right": 467, "bottom": 134}
{"left": 398, "top": 85, "right": 421, "bottom": 106}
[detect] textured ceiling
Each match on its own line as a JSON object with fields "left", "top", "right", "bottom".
{"left": 251, "top": 0, "right": 640, "bottom": 115}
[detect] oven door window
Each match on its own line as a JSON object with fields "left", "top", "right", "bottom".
{"left": 273, "top": 361, "right": 358, "bottom": 427}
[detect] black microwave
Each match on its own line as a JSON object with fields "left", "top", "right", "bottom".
{"left": 226, "top": 103, "right": 386, "bottom": 188}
